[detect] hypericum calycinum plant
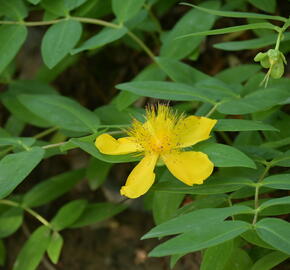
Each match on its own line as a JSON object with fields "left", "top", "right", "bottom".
{"left": 0, "top": 0, "right": 290, "bottom": 269}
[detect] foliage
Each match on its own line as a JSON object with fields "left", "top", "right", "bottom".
{"left": 0, "top": 0, "right": 290, "bottom": 269}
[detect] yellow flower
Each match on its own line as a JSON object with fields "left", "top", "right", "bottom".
{"left": 95, "top": 105, "right": 217, "bottom": 199}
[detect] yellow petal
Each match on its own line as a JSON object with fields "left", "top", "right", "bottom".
{"left": 120, "top": 154, "right": 158, "bottom": 198}
{"left": 162, "top": 151, "right": 214, "bottom": 185}
{"left": 95, "top": 134, "right": 143, "bottom": 155}
{"left": 176, "top": 116, "right": 217, "bottom": 148}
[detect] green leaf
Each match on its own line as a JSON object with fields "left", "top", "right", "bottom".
{"left": 214, "top": 33, "right": 290, "bottom": 51}
{"left": 153, "top": 176, "right": 254, "bottom": 195}
{"left": 0, "top": 80, "right": 57, "bottom": 127}
{"left": 149, "top": 221, "right": 250, "bottom": 257}
{"left": 160, "top": 1, "right": 219, "bottom": 59}
{"left": 214, "top": 119, "right": 278, "bottom": 132}
{"left": 156, "top": 57, "right": 210, "bottom": 84}
{"left": 200, "top": 240, "right": 234, "bottom": 270}
{"left": 153, "top": 191, "right": 184, "bottom": 225}
{"left": 142, "top": 205, "right": 252, "bottom": 239}
{"left": 115, "top": 63, "right": 166, "bottom": 110}
{"left": 259, "top": 196, "right": 290, "bottom": 211}
{"left": 51, "top": 200, "right": 87, "bottom": 231}
{"left": 197, "top": 143, "right": 256, "bottom": 168}
{"left": 86, "top": 158, "right": 112, "bottom": 190}
{"left": 13, "top": 226, "right": 51, "bottom": 270}
{"left": 251, "top": 251, "right": 289, "bottom": 270}
{"left": 18, "top": 94, "right": 100, "bottom": 132}
{"left": 47, "top": 232, "right": 63, "bottom": 264}
{"left": 224, "top": 247, "right": 253, "bottom": 270}
{"left": 242, "top": 230, "right": 273, "bottom": 249}
{"left": 256, "top": 218, "right": 290, "bottom": 254}
{"left": 116, "top": 81, "right": 217, "bottom": 104}
{"left": 41, "top": 20, "right": 82, "bottom": 68}
{"left": 94, "top": 104, "right": 143, "bottom": 125}
{"left": 262, "top": 174, "right": 290, "bottom": 190}
{"left": 215, "top": 65, "right": 261, "bottom": 84}
{"left": 218, "top": 88, "right": 288, "bottom": 115}
{"left": 64, "top": 0, "right": 87, "bottom": 10}
{"left": 70, "top": 202, "right": 127, "bottom": 228}
{"left": 176, "top": 194, "right": 227, "bottom": 215}
{"left": 112, "top": 0, "right": 145, "bottom": 23}
{"left": 23, "top": 169, "right": 85, "bottom": 207}
{"left": 179, "top": 23, "right": 277, "bottom": 39}
{"left": 182, "top": 3, "right": 286, "bottom": 22}
{"left": 4, "top": 116, "right": 25, "bottom": 136}
{"left": 0, "top": 25, "right": 27, "bottom": 74}
{"left": 260, "top": 204, "right": 290, "bottom": 217}
{"left": 0, "top": 208, "right": 23, "bottom": 238}
{"left": 0, "top": 0, "right": 28, "bottom": 19}
{"left": 41, "top": 0, "right": 67, "bottom": 16}
{"left": 248, "top": 0, "right": 276, "bottom": 13}
{"left": 0, "top": 147, "right": 44, "bottom": 199}
{"left": 0, "top": 137, "right": 36, "bottom": 148}
{"left": 72, "top": 26, "right": 127, "bottom": 54}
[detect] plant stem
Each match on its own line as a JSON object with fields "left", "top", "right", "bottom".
{"left": 275, "top": 30, "right": 283, "bottom": 50}
{"left": 127, "top": 31, "right": 156, "bottom": 61}
{"left": 22, "top": 206, "right": 52, "bottom": 228}
{"left": 205, "top": 103, "right": 218, "bottom": 118}
{"left": 252, "top": 164, "right": 270, "bottom": 225}
{"left": 0, "top": 16, "right": 156, "bottom": 61}
{"left": 0, "top": 199, "right": 52, "bottom": 229}
{"left": 33, "top": 126, "right": 59, "bottom": 139}
{"left": 72, "top": 16, "right": 120, "bottom": 29}
{"left": 42, "top": 142, "right": 66, "bottom": 149}
{"left": 0, "top": 19, "right": 64, "bottom": 26}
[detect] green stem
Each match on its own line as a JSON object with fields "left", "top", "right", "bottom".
{"left": 33, "top": 126, "right": 59, "bottom": 139}
{"left": 0, "top": 199, "right": 52, "bottom": 228}
{"left": 22, "top": 206, "right": 52, "bottom": 227}
{"left": 275, "top": 30, "right": 283, "bottom": 50}
{"left": 0, "top": 127, "right": 59, "bottom": 157}
{"left": 127, "top": 31, "right": 156, "bottom": 61}
{"left": 73, "top": 16, "right": 120, "bottom": 29}
{"left": 219, "top": 131, "right": 233, "bottom": 145}
{"left": 205, "top": 103, "right": 218, "bottom": 118}
{"left": 0, "top": 19, "right": 63, "bottom": 26}
{"left": 252, "top": 164, "right": 271, "bottom": 225}
{"left": 0, "top": 16, "right": 156, "bottom": 62}
{"left": 42, "top": 142, "right": 66, "bottom": 149}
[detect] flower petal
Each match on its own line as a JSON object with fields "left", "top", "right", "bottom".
{"left": 95, "top": 134, "right": 143, "bottom": 155}
{"left": 120, "top": 154, "right": 158, "bottom": 198}
{"left": 176, "top": 116, "right": 217, "bottom": 148}
{"left": 162, "top": 151, "right": 214, "bottom": 185}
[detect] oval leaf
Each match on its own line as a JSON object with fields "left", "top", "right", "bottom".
{"left": 214, "top": 119, "right": 278, "bottom": 132}
{"left": 149, "top": 221, "right": 250, "bottom": 257}
{"left": 13, "top": 226, "right": 51, "bottom": 270}
{"left": 0, "top": 208, "right": 23, "bottom": 238}
{"left": 70, "top": 202, "right": 127, "bottom": 228}
{"left": 23, "top": 169, "right": 85, "bottom": 207}
{"left": 197, "top": 143, "right": 256, "bottom": 168}
{"left": 18, "top": 94, "right": 100, "bottom": 132}
{"left": 51, "top": 199, "right": 87, "bottom": 231}
{"left": 47, "top": 232, "right": 63, "bottom": 264}
{"left": 41, "top": 20, "right": 82, "bottom": 68}
{"left": 256, "top": 218, "right": 290, "bottom": 254}
{"left": 112, "top": 0, "right": 145, "bottom": 23}
{"left": 142, "top": 205, "right": 252, "bottom": 239}
{"left": 0, "top": 25, "right": 27, "bottom": 74}
{"left": 0, "top": 147, "right": 44, "bottom": 199}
